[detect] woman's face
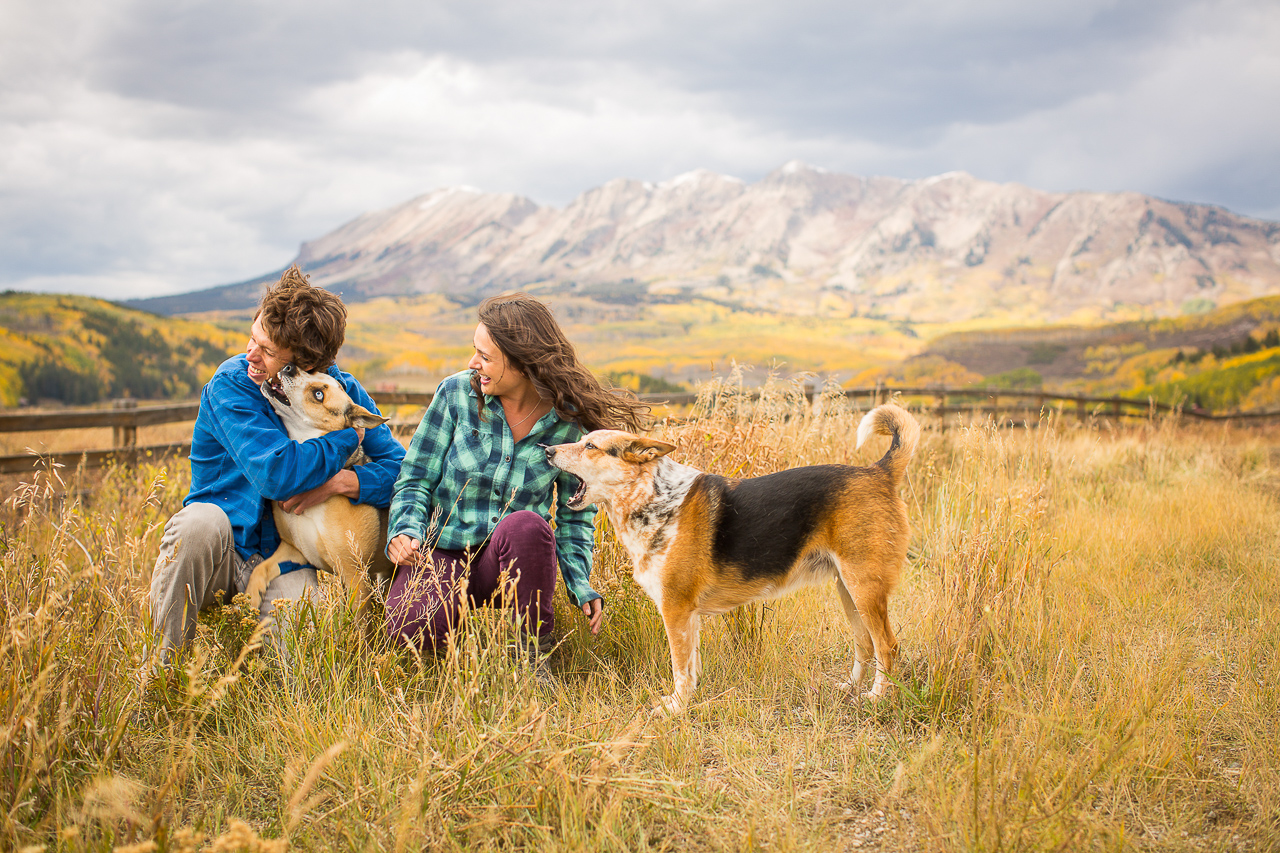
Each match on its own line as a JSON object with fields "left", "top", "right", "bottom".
{"left": 469, "top": 323, "right": 529, "bottom": 398}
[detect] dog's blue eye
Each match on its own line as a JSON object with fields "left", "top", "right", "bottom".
{"left": 312, "top": 390, "right": 324, "bottom": 401}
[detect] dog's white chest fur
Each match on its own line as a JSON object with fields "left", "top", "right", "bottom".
{"left": 611, "top": 458, "right": 700, "bottom": 610}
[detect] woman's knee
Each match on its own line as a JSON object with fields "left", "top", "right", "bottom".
{"left": 489, "top": 511, "right": 557, "bottom": 592}
{"left": 385, "top": 571, "right": 453, "bottom": 648}
{"left": 495, "top": 510, "right": 554, "bottom": 545}
{"left": 386, "top": 610, "right": 452, "bottom": 650}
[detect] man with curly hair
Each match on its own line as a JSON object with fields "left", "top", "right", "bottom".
{"left": 149, "top": 266, "right": 405, "bottom": 666}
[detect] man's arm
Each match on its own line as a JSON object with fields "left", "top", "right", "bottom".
{"left": 205, "top": 375, "right": 360, "bottom": 501}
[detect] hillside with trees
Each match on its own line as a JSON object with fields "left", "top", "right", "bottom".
{"left": 0, "top": 293, "right": 240, "bottom": 407}
{"left": 902, "top": 295, "right": 1280, "bottom": 410}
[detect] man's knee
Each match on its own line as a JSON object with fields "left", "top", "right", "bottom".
{"left": 151, "top": 503, "right": 237, "bottom": 611}
{"left": 156, "top": 503, "right": 234, "bottom": 566}
{"left": 150, "top": 503, "right": 238, "bottom": 658}
{"left": 259, "top": 568, "right": 318, "bottom": 617}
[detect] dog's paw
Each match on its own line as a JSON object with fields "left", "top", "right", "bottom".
{"left": 242, "top": 563, "right": 280, "bottom": 611}
{"left": 860, "top": 679, "right": 895, "bottom": 703}
{"left": 242, "top": 579, "right": 266, "bottom": 610}
{"left": 651, "top": 694, "right": 686, "bottom": 717}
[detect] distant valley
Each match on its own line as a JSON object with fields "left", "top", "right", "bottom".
{"left": 7, "top": 288, "right": 1280, "bottom": 415}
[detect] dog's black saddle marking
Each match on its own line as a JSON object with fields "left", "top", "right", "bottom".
{"left": 699, "top": 465, "right": 861, "bottom": 581}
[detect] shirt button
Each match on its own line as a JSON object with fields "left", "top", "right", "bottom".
{"left": 491, "top": 516, "right": 498, "bottom": 523}
{"left": 494, "top": 488, "right": 501, "bottom": 495}
{"left": 505, "top": 456, "right": 511, "bottom": 462}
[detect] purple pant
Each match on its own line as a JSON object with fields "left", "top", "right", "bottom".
{"left": 385, "top": 510, "right": 557, "bottom": 650}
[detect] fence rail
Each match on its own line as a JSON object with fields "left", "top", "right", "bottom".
{"left": 2, "top": 385, "right": 1277, "bottom": 474}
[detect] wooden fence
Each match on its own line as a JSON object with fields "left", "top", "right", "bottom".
{"left": 1, "top": 385, "right": 1277, "bottom": 474}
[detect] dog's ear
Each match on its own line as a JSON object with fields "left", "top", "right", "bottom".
{"left": 621, "top": 437, "right": 676, "bottom": 464}
{"left": 346, "top": 404, "right": 390, "bottom": 429}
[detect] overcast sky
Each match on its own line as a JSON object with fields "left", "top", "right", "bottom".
{"left": 2, "top": 0, "right": 1278, "bottom": 299}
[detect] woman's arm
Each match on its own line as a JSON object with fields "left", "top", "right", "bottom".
{"left": 552, "top": 467, "right": 602, "bottom": 610}
{"left": 387, "top": 384, "right": 456, "bottom": 546}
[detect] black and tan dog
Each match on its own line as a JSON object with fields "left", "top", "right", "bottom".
{"left": 546, "top": 404, "right": 919, "bottom": 715}
{"left": 244, "top": 363, "right": 393, "bottom": 618}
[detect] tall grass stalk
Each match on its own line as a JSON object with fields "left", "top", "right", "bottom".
{"left": 2, "top": 380, "right": 1278, "bottom": 850}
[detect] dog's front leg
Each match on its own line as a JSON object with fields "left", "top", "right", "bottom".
{"left": 655, "top": 607, "right": 701, "bottom": 716}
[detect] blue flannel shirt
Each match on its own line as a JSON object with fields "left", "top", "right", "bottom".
{"left": 388, "top": 371, "right": 600, "bottom": 607}
{"left": 186, "top": 354, "right": 406, "bottom": 561}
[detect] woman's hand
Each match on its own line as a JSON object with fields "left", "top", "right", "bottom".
{"left": 388, "top": 533, "right": 421, "bottom": 567}
{"left": 581, "top": 598, "right": 604, "bottom": 635}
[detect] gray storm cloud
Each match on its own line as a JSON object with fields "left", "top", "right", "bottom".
{"left": 1, "top": 0, "right": 1277, "bottom": 297}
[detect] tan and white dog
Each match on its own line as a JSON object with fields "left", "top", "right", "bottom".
{"left": 244, "top": 363, "right": 393, "bottom": 618}
{"left": 546, "top": 404, "right": 919, "bottom": 715}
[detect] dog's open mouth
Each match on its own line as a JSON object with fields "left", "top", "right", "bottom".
{"left": 565, "top": 475, "right": 588, "bottom": 510}
{"left": 265, "top": 377, "right": 290, "bottom": 407}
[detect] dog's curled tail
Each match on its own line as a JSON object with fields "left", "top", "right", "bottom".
{"left": 856, "top": 403, "right": 921, "bottom": 481}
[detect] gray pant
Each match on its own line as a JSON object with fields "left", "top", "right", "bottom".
{"left": 150, "top": 502, "right": 318, "bottom": 665}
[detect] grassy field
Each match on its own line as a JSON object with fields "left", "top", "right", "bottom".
{"left": 3, "top": 381, "right": 1279, "bottom": 851}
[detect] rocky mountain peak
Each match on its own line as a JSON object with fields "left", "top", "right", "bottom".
{"left": 128, "top": 165, "right": 1280, "bottom": 324}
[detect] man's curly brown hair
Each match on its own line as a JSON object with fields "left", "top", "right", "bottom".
{"left": 255, "top": 266, "right": 347, "bottom": 371}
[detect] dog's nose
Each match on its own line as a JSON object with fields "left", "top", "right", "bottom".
{"left": 542, "top": 444, "right": 555, "bottom": 461}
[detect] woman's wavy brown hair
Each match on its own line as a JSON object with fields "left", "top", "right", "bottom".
{"left": 469, "top": 293, "right": 649, "bottom": 432}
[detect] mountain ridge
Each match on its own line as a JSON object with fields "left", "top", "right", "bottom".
{"left": 124, "top": 163, "right": 1280, "bottom": 323}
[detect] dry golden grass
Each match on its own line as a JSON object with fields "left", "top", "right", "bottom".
{"left": 2, "top": 380, "right": 1278, "bottom": 851}
{"left": 0, "top": 422, "right": 197, "bottom": 457}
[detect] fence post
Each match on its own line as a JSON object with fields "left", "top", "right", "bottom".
{"left": 1111, "top": 399, "right": 1121, "bottom": 421}
{"left": 113, "top": 398, "right": 138, "bottom": 449}
{"left": 1076, "top": 397, "right": 1087, "bottom": 422}
{"left": 935, "top": 388, "right": 947, "bottom": 433}
{"left": 875, "top": 379, "right": 886, "bottom": 406}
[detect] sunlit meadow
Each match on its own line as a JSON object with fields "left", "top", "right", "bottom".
{"left": 2, "top": 379, "right": 1278, "bottom": 851}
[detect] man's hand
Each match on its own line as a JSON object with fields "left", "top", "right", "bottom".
{"left": 388, "top": 533, "right": 421, "bottom": 567}
{"left": 281, "top": 469, "right": 360, "bottom": 514}
{"left": 581, "top": 598, "right": 604, "bottom": 635}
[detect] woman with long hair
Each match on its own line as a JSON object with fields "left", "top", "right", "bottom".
{"left": 385, "top": 293, "right": 648, "bottom": 657}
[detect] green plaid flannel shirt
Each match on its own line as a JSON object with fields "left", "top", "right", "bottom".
{"left": 388, "top": 371, "right": 600, "bottom": 606}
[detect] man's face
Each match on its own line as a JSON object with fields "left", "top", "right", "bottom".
{"left": 246, "top": 316, "right": 294, "bottom": 386}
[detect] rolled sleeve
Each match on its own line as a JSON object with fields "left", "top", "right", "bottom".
{"left": 554, "top": 471, "right": 600, "bottom": 607}
{"left": 388, "top": 389, "right": 454, "bottom": 545}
